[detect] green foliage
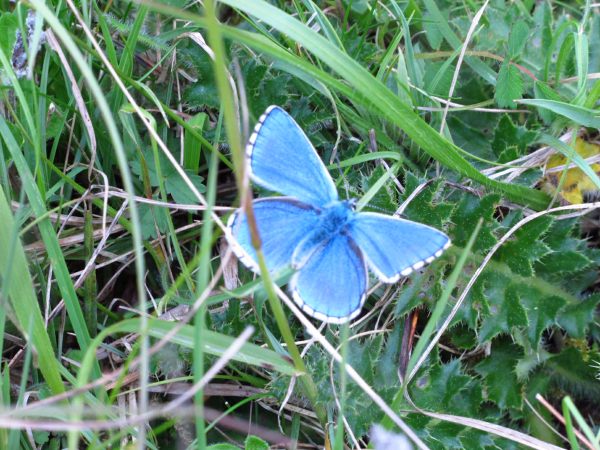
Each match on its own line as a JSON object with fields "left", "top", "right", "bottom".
{"left": 207, "top": 444, "right": 238, "bottom": 450}
{"left": 244, "top": 435, "right": 269, "bottom": 450}
{"left": 507, "top": 21, "right": 529, "bottom": 60}
{"left": 495, "top": 61, "right": 524, "bottom": 108}
{"left": 0, "top": 12, "right": 18, "bottom": 57}
{"left": 0, "top": 0, "right": 599, "bottom": 449}
{"left": 451, "top": 193, "right": 500, "bottom": 253}
{"left": 475, "top": 340, "right": 524, "bottom": 409}
{"left": 491, "top": 115, "right": 538, "bottom": 161}
{"left": 130, "top": 149, "right": 206, "bottom": 203}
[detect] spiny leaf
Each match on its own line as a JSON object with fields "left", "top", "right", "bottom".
{"left": 546, "top": 348, "right": 600, "bottom": 402}
{"left": 533, "top": 218, "right": 596, "bottom": 287}
{"left": 537, "top": 250, "right": 592, "bottom": 275}
{"left": 427, "top": 422, "right": 464, "bottom": 449}
{"left": 459, "top": 430, "right": 496, "bottom": 449}
{"left": 376, "top": 325, "right": 403, "bottom": 385}
{"left": 519, "top": 288, "right": 565, "bottom": 346}
{"left": 479, "top": 282, "right": 528, "bottom": 342}
{"left": 541, "top": 218, "right": 582, "bottom": 250}
{"left": 491, "top": 115, "right": 537, "bottom": 160}
{"left": 411, "top": 359, "right": 482, "bottom": 416}
{"left": 460, "top": 272, "right": 491, "bottom": 330}
{"left": 475, "top": 340, "right": 523, "bottom": 409}
{"left": 362, "top": 165, "right": 397, "bottom": 213}
{"left": 242, "top": 61, "right": 292, "bottom": 117}
{"left": 402, "top": 173, "right": 454, "bottom": 229}
{"left": 451, "top": 194, "right": 500, "bottom": 253}
{"left": 515, "top": 349, "right": 552, "bottom": 381}
{"left": 557, "top": 295, "right": 600, "bottom": 338}
{"left": 495, "top": 216, "right": 553, "bottom": 277}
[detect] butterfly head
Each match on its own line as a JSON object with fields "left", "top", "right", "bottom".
{"left": 346, "top": 198, "right": 358, "bottom": 210}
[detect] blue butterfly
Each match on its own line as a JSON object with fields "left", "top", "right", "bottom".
{"left": 227, "top": 106, "right": 450, "bottom": 323}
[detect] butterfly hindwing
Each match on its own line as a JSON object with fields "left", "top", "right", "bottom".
{"left": 348, "top": 212, "right": 450, "bottom": 282}
{"left": 248, "top": 106, "right": 338, "bottom": 207}
{"left": 290, "top": 233, "right": 367, "bottom": 323}
{"left": 228, "top": 198, "right": 320, "bottom": 274}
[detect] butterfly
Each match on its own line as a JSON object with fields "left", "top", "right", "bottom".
{"left": 227, "top": 106, "right": 450, "bottom": 323}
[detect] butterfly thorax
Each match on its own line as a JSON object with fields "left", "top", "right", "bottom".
{"left": 318, "top": 200, "right": 354, "bottom": 233}
{"left": 291, "top": 200, "right": 354, "bottom": 269}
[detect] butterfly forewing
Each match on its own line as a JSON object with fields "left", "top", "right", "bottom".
{"left": 248, "top": 106, "right": 338, "bottom": 207}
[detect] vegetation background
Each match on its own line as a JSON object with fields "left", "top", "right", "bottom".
{"left": 0, "top": 0, "right": 598, "bottom": 448}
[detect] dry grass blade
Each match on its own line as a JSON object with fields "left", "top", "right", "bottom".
{"left": 535, "top": 394, "right": 595, "bottom": 450}
{"left": 439, "top": 0, "right": 489, "bottom": 135}
{"left": 45, "top": 29, "right": 97, "bottom": 179}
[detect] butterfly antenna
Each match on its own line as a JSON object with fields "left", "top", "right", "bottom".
{"left": 334, "top": 154, "right": 351, "bottom": 199}
{"left": 365, "top": 203, "right": 393, "bottom": 214}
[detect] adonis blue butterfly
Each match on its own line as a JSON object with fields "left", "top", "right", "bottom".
{"left": 227, "top": 106, "right": 450, "bottom": 323}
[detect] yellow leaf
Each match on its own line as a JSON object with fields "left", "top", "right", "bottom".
{"left": 541, "top": 138, "right": 600, "bottom": 204}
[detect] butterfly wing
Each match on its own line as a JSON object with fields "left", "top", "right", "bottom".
{"left": 228, "top": 198, "right": 320, "bottom": 274}
{"left": 348, "top": 212, "right": 450, "bottom": 282}
{"left": 290, "top": 233, "right": 367, "bottom": 323}
{"left": 248, "top": 106, "right": 338, "bottom": 206}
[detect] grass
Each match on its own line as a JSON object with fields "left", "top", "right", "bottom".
{"left": 0, "top": 0, "right": 599, "bottom": 449}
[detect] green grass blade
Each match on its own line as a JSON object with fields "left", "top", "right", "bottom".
{"left": 183, "top": 112, "right": 208, "bottom": 171}
{"left": 304, "top": 0, "right": 344, "bottom": 50}
{"left": 75, "top": 317, "right": 298, "bottom": 388}
{"left": 562, "top": 396, "right": 600, "bottom": 448}
{"left": 517, "top": 99, "right": 600, "bottom": 128}
{"left": 328, "top": 151, "right": 403, "bottom": 169}
{"left": 0, "top": 116, "right": 97, "bottom": 373}
{"left": 0, "top": 188, "right": 64, "bottom": 394}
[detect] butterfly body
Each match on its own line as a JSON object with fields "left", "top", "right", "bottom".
{"left": 227, "top": 106, "right": 450, "bottom": 323}
{"left": 293, "top": 200, "right": 353, "bottom": 257}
